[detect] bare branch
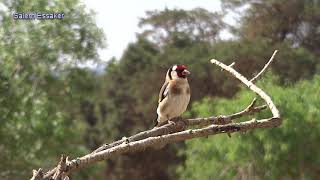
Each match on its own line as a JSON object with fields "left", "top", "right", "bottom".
{"left": 188, "top": 98, "right": 267, "bottom": 127}
{"left": 250, "top": 50, "right": 278, "bottom": 83}
{"left": 50, "top": 117, "right": 279, "bottom": 176}
{"left": 43, "top": 98, "right": 267, "bottom": 179}
{"left": 92, "top": 98, "right": 266, "bottom": 154}
{"left": 36, "top": 51, "right": 280, "bottom": 180}
{"left": 210, "top": 59, "right": 280, "bottom": 118}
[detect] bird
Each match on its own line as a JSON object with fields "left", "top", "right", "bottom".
{"left": 154, "top": 64, "right": 191, "bottom": 127}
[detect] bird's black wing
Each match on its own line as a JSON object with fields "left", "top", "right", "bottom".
{"left": 158, "top": 81, "right": 169, "bottom": 103}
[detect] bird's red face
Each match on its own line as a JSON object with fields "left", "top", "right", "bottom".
{"left": 173, "top": 64, "right": 190, "bottom": 78}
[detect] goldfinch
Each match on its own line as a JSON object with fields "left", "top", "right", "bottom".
{"left": 154, "top": 64, "right": 191, "bottom": 127}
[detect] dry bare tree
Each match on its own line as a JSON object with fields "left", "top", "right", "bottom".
{"left": 31, "top": 50, "right": 281, "bottom": 180}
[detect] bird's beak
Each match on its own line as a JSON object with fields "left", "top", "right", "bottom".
{"left": 182, "top": 69, "right": 191, "bottom": 76}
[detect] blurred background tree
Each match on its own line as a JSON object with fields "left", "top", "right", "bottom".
{"left": 138, "top": 8, "right": 225, "bottom": 45}
{"left": 0, "top": 0, "right": 105, "bottom": 179}
{"left": 0, "top": 0, "right": 319, "bottom": 179}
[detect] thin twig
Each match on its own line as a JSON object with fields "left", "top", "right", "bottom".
{"left": 30, "top": 168, "right": 43, "bottom": 180}
{"left": 52, "top": 155, "right": 67, "bottom": 180}
{"left": 250, "top": 50, "right": 278, "bottom": 83}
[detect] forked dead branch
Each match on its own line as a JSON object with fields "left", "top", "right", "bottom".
{"left": 31, "top": 50, "right": 281, "bottom": 180}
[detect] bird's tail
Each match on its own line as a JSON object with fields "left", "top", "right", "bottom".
{"left": 154, "top": 116, "right": 167, "bottom": 127}
{"left": 153, "top": 119, "right": 159, "bottom": 127}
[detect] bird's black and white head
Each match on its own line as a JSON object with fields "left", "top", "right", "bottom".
{"left": 166, "top": 64, "right": 191, "bottom": 80}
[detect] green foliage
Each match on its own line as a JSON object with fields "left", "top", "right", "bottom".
{"left": 212, "top": 39, "right": 318, "bottom": 83}
{"left": 139, "top": 8, "right": 224, "bottom": 45}
{"left": 178, "top": 74, "right": 320, "bottom": 180}
{"left": 0, "top": 0, "right": 105, "bottom": 179}
{"left": 222, "top": 0, "right": 320, "bottom": 55}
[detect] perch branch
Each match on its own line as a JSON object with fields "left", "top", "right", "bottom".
{"left": 46, "top": 117, "right": 279, "bottom": 177}
{"left": 92, "top": 98, "right": 266, "bottom": 154}
{"left": 34, "top": 51, "right": 280, "bottom": 180}
{"left": 43, "top": 99, "right": 266, "bottom": 180}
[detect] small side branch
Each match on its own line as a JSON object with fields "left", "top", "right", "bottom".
{"left": 52, "top": 155, "right": 68, "bottom": 180}
{"left": 187, "top": 98, "right": 267, "bottom": 127}
{"left": 30, "top": 168, "right": 43, "bottom": 180}
{"left": 210, "top": 58, "right": 280, "bottom": 119}
{"left": 250, "top": 50, "right": 278, "bottom": 83}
